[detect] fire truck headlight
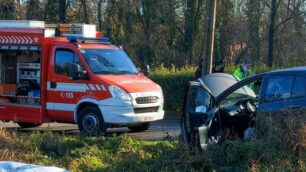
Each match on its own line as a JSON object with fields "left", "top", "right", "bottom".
{"left": 156, "top": 84, "right": 164, "bottom": 100}
{"left": 108, "top": 85, "right": 132, "bottom": 101}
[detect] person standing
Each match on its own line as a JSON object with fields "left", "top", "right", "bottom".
{"left": 212, "top": 60, "right": 225, "bottom": 73}
{"left": 194, "top": 59, "right": 203, "bottom": 79}
{"left": 233, "top": 59, "right": 253, "bottom": 80}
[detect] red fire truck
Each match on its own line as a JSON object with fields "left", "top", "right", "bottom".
{"left": 0, "top": 20, "right": 164, "bottom": 134}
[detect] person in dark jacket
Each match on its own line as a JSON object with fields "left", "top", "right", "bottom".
{"left": 194, "top": 59, "right": 203, "bottom": 79}
{"left": 212, "top": 60, "right": 225, "bottom": 73}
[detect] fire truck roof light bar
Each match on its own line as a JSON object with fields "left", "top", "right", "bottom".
{"left": 65, "top": 34, "right": 111, "bottom": 44}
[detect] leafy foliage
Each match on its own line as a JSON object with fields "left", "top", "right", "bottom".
{"left": 150, "top": 65, "right": 195, "bottom": 112}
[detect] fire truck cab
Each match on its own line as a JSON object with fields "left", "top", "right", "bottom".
{"left": 0, "top": 20, "right": 164, "bottom": 134}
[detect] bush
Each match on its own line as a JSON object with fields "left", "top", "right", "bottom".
{"left": 256, "top": 110, "right": 305, "bottom": 170}
{"left": 150, "top": 65, "right": 195, "bottom": 113}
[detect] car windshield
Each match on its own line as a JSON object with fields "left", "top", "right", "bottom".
{"left": 82, "top": 49, "right": 138, "bottom": 75}
{"left": 221, "top": 85, "right": 256, "bottom": 106}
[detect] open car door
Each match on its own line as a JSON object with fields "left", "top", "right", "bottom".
{"left": 180, "top": 80, "right": 214, "bottom": 149}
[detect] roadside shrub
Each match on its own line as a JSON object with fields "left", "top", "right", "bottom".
{"left": 150, "top": 65, "right": 195, "bottom": 113}
{"left": 255, "top": 110, "right": 306, "bottom": 169}
{"left": 178, "top": 110, "right": 306, "bottom": 171}
{"left": 0, "top": 127, "right": 30, "bottom": 161}
{"left": 27, "top": 131, "right": 67, "bottom": 157}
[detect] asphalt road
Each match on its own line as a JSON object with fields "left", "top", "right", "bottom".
{"left": 0, "top": 119, "right": 181, "bottom": 141}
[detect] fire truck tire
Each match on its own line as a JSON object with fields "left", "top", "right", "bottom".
{"left": 18, "top": 122, "right": 41, "bottom": 128}
{"left": 77, "top": 106, "right": 107, "bottom": 135}
{"left": 128, "top": 122, "right": 151, "bottom": 132}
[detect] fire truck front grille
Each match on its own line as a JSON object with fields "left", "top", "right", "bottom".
{"left": 134, "top": 107, "right": 159, "bottom": 114}
{"left": 135, "top": 96, "right": 158, "bottom": 104}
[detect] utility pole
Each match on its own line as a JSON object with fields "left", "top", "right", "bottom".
{"left": 202, "top": 0, "right": 217, "bottom": 76}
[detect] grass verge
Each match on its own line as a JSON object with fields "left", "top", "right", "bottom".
{"left": 0, "top": 119, "right": 305, "bottom": 172}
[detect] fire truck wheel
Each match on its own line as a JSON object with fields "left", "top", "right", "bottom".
{"left": 77, "top": 106, "right": 107, "bottom": 135}
{"left": 18, "top": 122, "right": 41, "bottom": 128}
{"left": 128, "top": 122, "right": 151, "bottom": 132}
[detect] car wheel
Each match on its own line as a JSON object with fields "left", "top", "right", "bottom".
{"left": 128, "top": 123, "right": 151, "bottom": 132}
{"left": 18, "top": 122, "right": 41, "bottom": 128}
{"left": 77, "top": 106, "right": 107, "bottom": 135}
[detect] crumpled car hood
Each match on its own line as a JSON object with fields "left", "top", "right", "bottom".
{"left": 199, "top": 72, "right": 257, "bottom": 100}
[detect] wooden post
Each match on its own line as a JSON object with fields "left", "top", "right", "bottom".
{"left": 202, "top": 0, "right": 217, "bottom": 76}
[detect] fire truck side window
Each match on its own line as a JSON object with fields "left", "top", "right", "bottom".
{"left": 55, "top": 49, "right": 81, "bottom": 76}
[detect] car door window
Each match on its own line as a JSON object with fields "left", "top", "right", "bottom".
{"left": 264, "top": 76, "right": 293, "bottom": 102}
{"left": 55, "top": 49, "right": 82, "bottom": 76}
{"left": 188, "top": 86, "right": 211, "bottom": 113}
{"left": 292, "top": 76, "right": 306, "bottom": 98}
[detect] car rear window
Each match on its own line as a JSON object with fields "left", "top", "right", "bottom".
{"left": 292, "top": 76, "right": 306, "bottom": 98}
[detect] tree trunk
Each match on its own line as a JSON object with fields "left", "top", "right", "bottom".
{"left": 58, "top": 0, "right": 67, "bottom": 22}
{"left": 96, "top": 0, "right": 104, "bottom": 30}
{"left": 184, "top": 0, "right": 196, "bottom": 64}
{"left": 247, "top": 0, "right": 261, "bottom": 63}
{"left": 140, "top": 0, "right": 153, "bottom": 64}
{"left": 267, "top": 0, "right": 278, "bottom": 67}
{"left": 80, "top": 0, "right": 94, "bottom": 24}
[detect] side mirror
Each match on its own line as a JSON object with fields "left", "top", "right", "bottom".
{"left": 70, "top": 64, "right": 88, "bottom": 80}
{"left": 141, "top": 64, "right": 150, "bottom": 76}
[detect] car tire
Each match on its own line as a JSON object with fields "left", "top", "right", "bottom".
{"left": 77, "top": 106, "right": 107, "bottom": 135}
{"left": 18, "top": 122, "right": 41, "bottom": 128}
{"left": 128, "top": 123, "right": 151, "bottom": 132}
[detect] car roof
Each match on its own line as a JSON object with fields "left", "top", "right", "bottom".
{"left": 266, "top": 66, "right": 306, "bottom": 75}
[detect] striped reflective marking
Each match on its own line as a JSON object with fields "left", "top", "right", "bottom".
{"left": 0, "top": 36, "right": 39, "bottom": 44}
{"left": 47, "top": 82, "right": 87, "bottom": 92}
{"left": 88, "top": 84, "right": 96, "bottom": 91}
{"left": 100, "top": 84, "right": 106, "bottom": 91}
{"left": 95, "top": 84, "right": 101, "bottom": 91}
{"left": 46, "top": 82, "right": 106, "bottom": 92}
{"left": 46, "top": 102, "right": 75, "bottom": 111}
{"left": 86, "top": 85, "right": 91, "bottom": 90}
{"left": 85, "top": 84, "right": 107, "bottom": 91}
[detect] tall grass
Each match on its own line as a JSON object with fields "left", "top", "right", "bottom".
{"left": 0, "top": 110, "right": 304, "bottom": 172}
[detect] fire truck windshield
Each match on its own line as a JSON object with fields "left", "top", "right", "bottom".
{"left": 83, "top": 49, "right": 139, "bottom": 75}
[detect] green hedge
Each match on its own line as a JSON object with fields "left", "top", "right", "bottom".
{"left": 150, "top": 65, "right": 195, "bottom": 112}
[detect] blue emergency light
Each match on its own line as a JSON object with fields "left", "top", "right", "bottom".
{"left": 64, "top": 34, "right": 111, "bottom": 44}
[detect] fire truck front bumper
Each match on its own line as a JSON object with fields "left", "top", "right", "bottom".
{"left": 98, "top": 98, "right": 164, "bottom": 125}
